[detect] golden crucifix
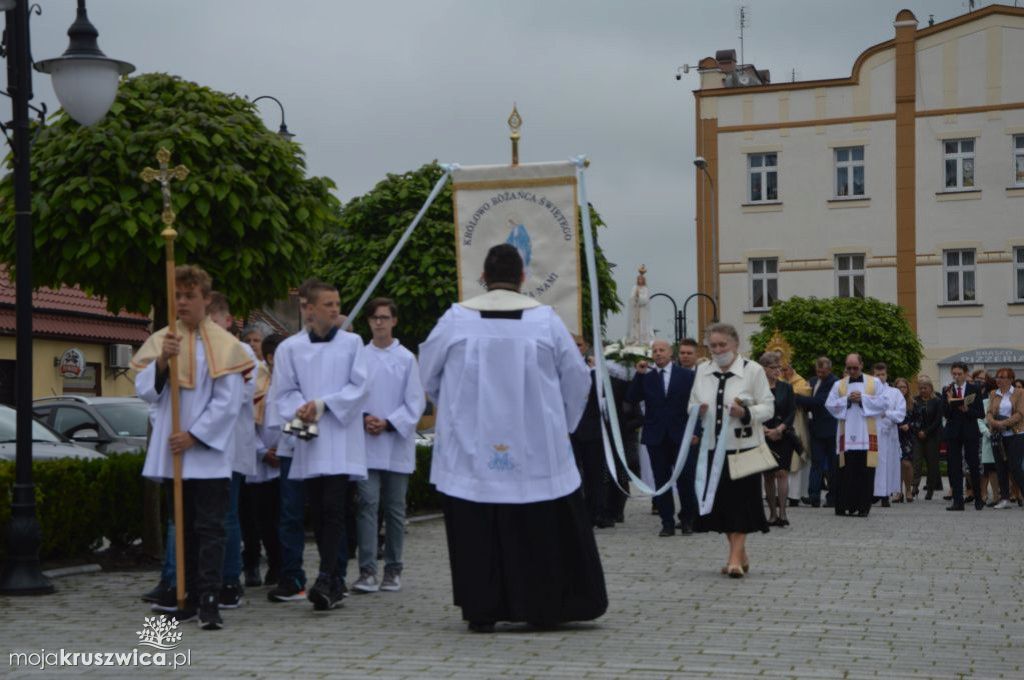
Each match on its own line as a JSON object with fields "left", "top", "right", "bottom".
{"left": 140, "top": 147, "right": 190, "bottom": 610}
{"left": 508, "top": 104, "right": 522, "bottom": 166}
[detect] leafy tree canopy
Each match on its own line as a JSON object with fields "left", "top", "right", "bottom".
{"left": 312, "top": 162, "right": 621, "bottom": 349}
{"left": 748, "top": 296, "right": 924, "bottom": 380}
{"left": 0, "top": 72, "right": 340, "bottom": 316}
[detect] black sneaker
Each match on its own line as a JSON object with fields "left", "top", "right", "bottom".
{"left": 164, "top": 601, "right": 198, "bottom": 624}
{"left": 307, "top": 576, "right": 344, "bottom": 611}
{"left": 263, "top": 568, "right": 279, "bottom": 587}
{"left": 219, "top": 582, "right": 244, "bottom": 609}
{"left": 244, "top": 566, "right": 262, "bottom": 588}
{"left": 141, "top": 581, "right": 174, "bottom": 604}
{"left": 149, "top": 586, "right": 180, "bottom": 613}
{"left": 198, "top": 592, "right": 223, "bottom": 631}
{"left": 267, "top": 578, "right": 306, "bottom": 602}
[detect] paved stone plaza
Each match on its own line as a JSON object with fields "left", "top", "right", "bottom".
{"left": 2, "top": 497, "right": 1023, "bottom": 679}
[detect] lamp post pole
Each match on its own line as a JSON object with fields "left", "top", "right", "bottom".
{"left": 680, "top": 292, "right": 719, "bottom": 342}
{"left": 0, "top": 0, "right": 133, "bottom": 595}
{"left": 649, "top": 292, "right": 682, "bottom": 345}
{"left": 251, "top": 95, "right": 295, "bottom": 140}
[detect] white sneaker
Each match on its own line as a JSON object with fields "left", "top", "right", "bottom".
{"left": 994, "top": 499, "right": 1012, "bottom": 509}
{"left": 380, "top": 571, "right": 401, "bottom": 592}
{"left": 352, "top": 570, "right": 379, "bottom": 593}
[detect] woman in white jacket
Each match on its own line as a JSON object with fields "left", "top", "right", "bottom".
{"left": 690, "top": 323, "right": 775, "bottom": 577}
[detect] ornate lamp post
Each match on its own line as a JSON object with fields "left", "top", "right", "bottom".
{"left": 0, "top": 0, "right": 134, "bottom": 595}
{"left": 250, "top": 95, "right": 295, "bottom": 140}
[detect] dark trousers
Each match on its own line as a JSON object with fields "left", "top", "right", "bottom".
{"left": 994, "top": 434, "right": 1024, "bottom": 500}
{"left": 648, "top": 439, "right": 696, "bottom": 530}
{"left": 167, "top": 478, "right": 230, "bottom": 603}
{"left": 807, "top": 436, "right": 836, "bottom": 503}
{"left": 945, "top": 435, "right": 981, "bottom": 503}
{"left": 836, "top": 451, "right": 874, "bottom": 515}
{"left": 913, "top": 435, "right": 942, "bottom": 492}
{"left": 278, "top": 457, "right": 307, "bottom": 587}
{"left": 306, "top": 474, "right": 348, "bottom": 579}
{"left": 241, "top": 478, "right": 282, "bottom": 576}
{"left": 605, "top": 438, "right": 632, "bottom": 522}
{"left": 572, "top": 437, "right": 610, "bottom": 525}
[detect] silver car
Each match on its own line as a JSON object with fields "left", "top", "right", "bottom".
{"left": 32, "top": 396, "right": 148, "bottom": 455}
{"left": 0, "top": 404, "right": 106, "bottom": 462}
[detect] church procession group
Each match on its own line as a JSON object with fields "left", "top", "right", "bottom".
{"left": 130, "top": 244, "right": 1024, "bottom": 633}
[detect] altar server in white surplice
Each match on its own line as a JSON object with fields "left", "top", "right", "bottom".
{"left": 352, "top": 297, "right": 425, "bottom": 595}
{"left": 871, "top": 363, "right": 906, "bottom": 503}
{"left": 420, "top": 243, "right": 607, "bottom": 633}
{"left": 825, "top": 353, "right": 889, "bottom": 517}
{"left": 272, "top": 281, "right": 369, "bottom": 612}
{"left": 132, "top": 265, "right": 252, "bottom": 630}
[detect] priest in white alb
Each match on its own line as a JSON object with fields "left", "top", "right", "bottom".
{"left": 871, "top": 362, "right": 906, "bottom": 505}
{"left": 825, "top": 353, "right": 888, "bottom": 517}
{"left": 420, "top": 243, "right": 606, "bottom": 632}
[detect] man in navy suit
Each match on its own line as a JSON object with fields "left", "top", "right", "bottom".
{"left": 626, "top": 339, "right": 697, "bottom": 537}
{"left": 942, "top": 361, "right": 985, "bottom": 511}
{"left": 796, "top": 356, "right": 839, "bottom": 509}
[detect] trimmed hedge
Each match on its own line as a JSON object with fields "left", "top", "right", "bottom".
{"left": 0, "top": 445, "right": 442, "bottom": 563}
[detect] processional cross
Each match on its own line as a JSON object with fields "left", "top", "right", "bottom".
{"left": 140, "top": 147, "right": 190, "bottom": 609}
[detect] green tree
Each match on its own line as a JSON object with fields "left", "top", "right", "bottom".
{"left": 0, "top": 73, "right": 340, "bottom": 316}
{"left": 313, "top": 162, "right": 621, "bottom": 349}
{"left": 748, "top": 296, "right": 924, "bottom": 380}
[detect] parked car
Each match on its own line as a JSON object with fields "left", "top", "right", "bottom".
{"left": 32, "top": 396, "right": 148, "bottom": 455}
{"left": 0, "top": 404, "right": 106, "bottom": 462}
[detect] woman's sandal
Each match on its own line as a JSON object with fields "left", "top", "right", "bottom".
{"left": 726, "top": 564, "right": 745, "bottom": 578}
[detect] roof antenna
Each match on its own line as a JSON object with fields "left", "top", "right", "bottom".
{"left": 736, "top": 5, "right": 750, "bottom": 64}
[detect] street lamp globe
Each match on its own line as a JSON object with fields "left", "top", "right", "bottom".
{"left": 34, "top": 0, "right": 135, "bottom": 126}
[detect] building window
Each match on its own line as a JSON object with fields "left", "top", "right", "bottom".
{"left": 944, "top": 139, "right": 975, "bottom": 190}
{"left": 835, "top": 254, "right": 865, "bottom": 298}
{"left": 1015, "top": 247, "right": 1024, "bottom": 302}
{"left": 834, "top": 147, "right": 865, "bottom": 197}
{"left": 748, "top": 153, "right": 778, "bottom": 202}
{"left": 1015, "top": 136, "right": 1024, "bottom": 186}
{"left": 943, "top": 249, "right": 976, "bottom": 304}
{"left": 749, "top": 258, "right": 778, "bottom": 310}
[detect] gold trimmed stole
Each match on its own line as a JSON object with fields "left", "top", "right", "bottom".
{"left": 131, "top": 317, "right": 255, "bottom": 388}
{"left": 837, "top": 375, "right": 879, "bottom": 468}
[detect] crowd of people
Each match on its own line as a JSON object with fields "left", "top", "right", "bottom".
{"left": 130, "top": 248, "right": 1023, "bottom": 632}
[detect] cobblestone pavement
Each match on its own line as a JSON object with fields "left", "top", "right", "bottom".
{"left": 3, "top": 496, "right": 1023, "bottom": 679}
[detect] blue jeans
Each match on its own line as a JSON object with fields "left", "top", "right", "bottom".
{"left": 356, "top": 470, "right": 409, "bottom": 574}
{"left": 808, "top": 436, "right": 836, "bottom": 503}
{"left": 278, "top": 456, "right": 307, "bottom": 587}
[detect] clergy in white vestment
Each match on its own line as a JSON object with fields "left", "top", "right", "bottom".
{"left": 420, "top": 243, "right": 606, "bottom": 632}
{"left": 132, "top": 265, "right": 253, "bottom": 629}
{"left": 351, "top": 298, "right": 426, "bottom": 594}
{"left": 824, "top": 353, "right": 888, "bottom": 517}
{"left": 871, "top": 363, "right": 906, "bottom": 502}
{"left": 272, "top": 281, "right": 369, "bottom": 612}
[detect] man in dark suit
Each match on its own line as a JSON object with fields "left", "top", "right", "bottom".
{"left": 796, "top": 356, "right": 839, "bottom": 508}
{"left": 626, "top": 339, "right": 697, "bottom": 537}
{"left": 942, "top": 361, "right": 985, "bottom": 511}
{"left": 571, "top": 336, "right": 615, "bottom": 528}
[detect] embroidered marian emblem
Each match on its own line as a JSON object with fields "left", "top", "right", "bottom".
{"left": 488, "top": 444, "right": 517, "bottom": 472}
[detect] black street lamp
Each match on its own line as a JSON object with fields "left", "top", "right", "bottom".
{"left": 680, "top": 292, "right": 719, "bottom": 342}
{"left": 0, "top": 0, "right": 134, "bottom": 596}
{"left": 250, "top": 95, "right": 295, "bottom": 140}
{"left": 649, "top": 292, "right": 682, "bottom": 345}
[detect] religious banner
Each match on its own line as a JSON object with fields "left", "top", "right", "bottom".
{"left": 452, "top": 161, "right": 582, "bottom": 334}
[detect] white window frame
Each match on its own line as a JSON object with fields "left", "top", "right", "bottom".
{"left": 749, "top": 258, "right": 778, "bottom": 311}
{"left": 747, "top": 153, "right": 779, "bottom": 203}
{"left": 1014, "top": 135, "right": 1024, "bottom": 186}
{"left": 1014, "top": 246, "right": 1024, "bottom": 303}
{"left": 943, "top": 248, "right": 977, "bottom": 304}
{"left": 943, "top": 138, "right": 975, "bottom": 191}
{"left": 835, "top": 253, "right": 866, "bottom": 298}
{"left": 834, "top": 147, "right": 865, "bottom": 197}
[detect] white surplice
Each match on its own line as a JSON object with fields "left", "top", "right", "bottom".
{"left": 419, "top": 292, "right": 590, "bottom": 504}
{"left": 272, "top": 329, "right": 369, "bottom": 480}
{"left": 246, "top": 418, "right": 282, "bottom": 484}
{"left": 231, "top": 342, "right": 259, "bottom": 477}
{"left": 824, "top": 376, "right": 888, "bottom": 453}
{"left": 136, "top": 337, "right": 244, "bottom": 480}
{"left": 873, "top": 381, "right": 906, "bottom": 496}
{"left": 363, "top": 340, "right": 426, "bottom": 474}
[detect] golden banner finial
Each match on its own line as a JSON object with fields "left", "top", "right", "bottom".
{"left": 140, "top": 147, "right": 190, "bottom": 235}
{"left": 508, "top": 104, "right": 522, "bottom": 166}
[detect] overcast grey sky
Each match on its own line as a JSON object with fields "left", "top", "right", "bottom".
{"left": 22, "top": 0, "right": 976, "bottom": 339}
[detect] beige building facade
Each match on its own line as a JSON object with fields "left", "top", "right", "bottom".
{"left": 694, "top": 5, "right": 1024, "bottom": 382}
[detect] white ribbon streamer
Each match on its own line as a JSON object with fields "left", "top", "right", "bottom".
{"left": 694, "top": 420, "right": 729, "bottom": 515}
{"left": 343, "top": 163, "right": 459, "bottom": 329}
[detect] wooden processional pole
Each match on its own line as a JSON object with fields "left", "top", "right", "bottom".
{"left": 140, "top": 148, "right": 190, "bottom": 609}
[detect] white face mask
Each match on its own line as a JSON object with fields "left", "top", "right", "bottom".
{"left": 712, "top": 350, "right": 735, "bottom": 368}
